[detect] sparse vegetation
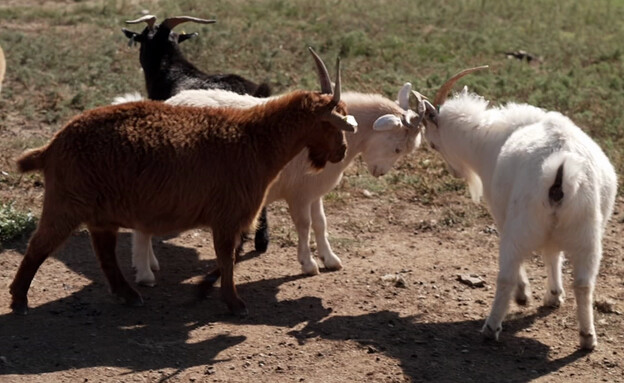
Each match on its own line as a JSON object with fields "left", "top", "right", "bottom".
{"left": 0, "top": 202, "right": 36, "bottom": 248}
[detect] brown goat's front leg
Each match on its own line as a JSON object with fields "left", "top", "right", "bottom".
{"left": 89, "top": 227, "right": 143, "bottom": 307}
{"left": 199, "top": 234, "right": 246, "bottom": 293}
{"left": 212, "top": 229, "right": 247, "bottom": 316}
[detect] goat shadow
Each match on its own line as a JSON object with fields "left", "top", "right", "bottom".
{"left": 0, "top": 230, "right": 327, "bottom": 377}
{"left": 0, "top": 232, "right": 586, "bottom": 381}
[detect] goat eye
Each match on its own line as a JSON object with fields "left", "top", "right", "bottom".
{"left": 430, "top": 143, "right": 437, "bottom": 150}
{"left": 395, "top": 148, "right": 401, "bottom": 154}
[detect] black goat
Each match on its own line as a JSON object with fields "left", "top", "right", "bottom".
{"left": 122, "top": 15, "right": 271, "bottom": 254}
{"left": 122, "top": 15, "right": 271, "bottom": 100}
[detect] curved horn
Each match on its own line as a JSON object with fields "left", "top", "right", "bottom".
{"left": 308, "top": 47, "right": 332, "bottom": 94}
{"left": 161, "top": 16, "right": 216, "bottom": 31}
{"left": 125, "top": 15, "right": 157, "bottom": 29}
{"left": 432, "top": 65, "right": 489, "bottom": 107}
{"left": 330, "top": 56, "right": 341, "bottom": 108}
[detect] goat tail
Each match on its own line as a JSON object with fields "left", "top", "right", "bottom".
{"left": 542, "top": 152, "right": 583, "bottom": 207}
{"left": 17, "top": 147, "right": 47, "bottom": 173}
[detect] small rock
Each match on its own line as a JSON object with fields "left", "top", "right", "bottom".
{"left": 595, "top": 298, "right": 620, "bottom": 314}
{"left": 381, "top": 274, "right": 407, "bottom": 288}
{"left": 457, "top": 274, "right": 486, "bottom": 288}
{"left": 362, "top": 189, "right": 374, "bottom": 198}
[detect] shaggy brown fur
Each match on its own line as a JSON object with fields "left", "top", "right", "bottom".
{"left": 11, "top": 91, "right": 350, "bottom": 316}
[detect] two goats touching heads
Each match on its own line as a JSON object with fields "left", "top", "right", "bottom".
{"left": 10, "top": 48, "right": 355, "bottom": 317}
{"left": 129, "top": 82, "right": 422, "bottom": 284}
{"left": 416, "top": 67, "right": 617, "bottom": 350}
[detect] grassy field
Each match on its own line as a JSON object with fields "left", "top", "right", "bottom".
{"left": 0, "top": 0, "right": 623, "bottom": 240}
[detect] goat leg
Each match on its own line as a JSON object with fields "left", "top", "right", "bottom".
{"left": 90, "top": 227, "right": 143, "bottom": 307}
{"left": 254, "top": 207, "right": 270, "bottom": 253}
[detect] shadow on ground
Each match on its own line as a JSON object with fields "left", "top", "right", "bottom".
{"left": 0, "top": 232, "right": 586, "bottom": 382}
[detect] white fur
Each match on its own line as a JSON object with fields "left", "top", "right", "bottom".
{"left": 424, "top": 89, "right": 618, "bottom": 350}
{"left": 128, "top": 86, "right": 422, "bottom": 283}
{"left": 111, "top": 92, "right": 143, "bottom": 105}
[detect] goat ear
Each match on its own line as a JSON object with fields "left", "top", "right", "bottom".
{"left": 397, "top": 82, "right": 412, "bottom": 110}
{"left": 122, "top": 29, "right": 140, "bottom": 40}
{"left": 373, "top": 114, "right": 402, "bottom": 131}
{"left": 178, "top": 32, "right": 198, "bottom": 43}
{"left": 122, "top": 29, "right": 143, "bottom": 46}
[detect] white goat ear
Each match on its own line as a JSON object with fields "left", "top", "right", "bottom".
{"left": 373, "top": 114, "right": 402, "bottom": 131}
{"left": 397, "top": 82, "right": 412, "bottom": 110}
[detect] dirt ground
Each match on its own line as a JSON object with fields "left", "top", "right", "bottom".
{"left": 1, "top": 183, "right": 623, "bottom": 382}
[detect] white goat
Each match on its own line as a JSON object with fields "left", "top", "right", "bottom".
{"left": 130, "top": 85, "right": 423, "bottom": 285}
{"left": 415, "top": 67, "right": 618, "bottom": 350}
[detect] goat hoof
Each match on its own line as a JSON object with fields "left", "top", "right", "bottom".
{"left": 10, "top": 300, "right": 29, "bottom": 316}
{"left": 481, "top": 322, "right": 501, "bottom": 341}
{"left": 579, "top": 332, "right": 597, "bottom": 350}
{"left": 136, "top": 273, "right": 156, "bottom": 287}
{"left": 228, "top": 301, "right": 248, "bottom": 317}
{"left": 122, "top": 293, "right": 144, "bottom": 307}
{"left": 515, "top": 296, "right": 528, "bottom": 306}
{"left": 197, "top": 277, "right": 218, "bottom": 299}
{"left": 543, "top": 290, "right": 565, "bottom": 307}
{"left": 321, "top": 254, "right": 343, "bottom": 271}
{"left": 301, "top": 261, "right": 320, "bottom": 276}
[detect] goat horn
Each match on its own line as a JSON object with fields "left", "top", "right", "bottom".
{"left": 330, "top": 56, "right": 341, "bottom": 108}
{"left": 410, "top": 90, "right": 429, "bottom": 104}
{"left": 161, "top": 16, "right": 217, "bottom": 30}
{"left": 125, "top": 15, "right": 157, "bottom": 29}
{"left": 432, "top": 65, "right": 489, "bottom": 107}
{"left": 308, "top": 47, "right": 332, "bottom": 94}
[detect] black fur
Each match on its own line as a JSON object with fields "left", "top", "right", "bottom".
{"left": 122, "top": 24, "right": 271, "bottom": 101}
{"left": 548, "top": 164, "right": 564, "bottom": 205}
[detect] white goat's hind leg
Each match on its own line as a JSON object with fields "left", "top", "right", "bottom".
{"left": 543, "top": 249, "right": 565, "bottom": 307}
{"left": 148, "top": 239, "right": 160, "bottom": 271}
{"left": 514, "top": 265, "right": 531, "bottom": 306}
{"left": 132, "top": 231, "right": 156, "bottom": 286}
{"left": 289, "top": 201, "right": 320, "bottom": 275}
{"left": 482, "top": 234, "right": 527, "bottom": 341}
{"left": 311, "top": 198, "right": 342, "bottom": 270}
{"left": 569, "top": 239, "right": 601, "bottom": 350}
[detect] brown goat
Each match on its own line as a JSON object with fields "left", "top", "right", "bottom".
{"left": 10, "top": 49, "right": 356, "bottom": 316}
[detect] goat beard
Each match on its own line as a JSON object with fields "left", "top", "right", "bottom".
{"left": 306, "top": 153, "right": 328, "bottom": 174}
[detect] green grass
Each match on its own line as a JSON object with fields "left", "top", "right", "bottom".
{"left": 0, "top": 0, "right": 623, "bottom": 208}
{"left": 0, "top": 202, "right": 37, "bottom": 248}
